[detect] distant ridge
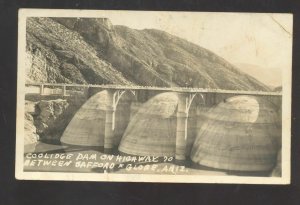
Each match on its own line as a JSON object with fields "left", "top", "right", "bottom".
{"left": 234, "top": 63, "right": 281, "bottom": 89}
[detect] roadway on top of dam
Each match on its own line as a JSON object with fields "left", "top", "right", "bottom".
{"left": 26, "top": 83, "right": 282, "bottom": 96}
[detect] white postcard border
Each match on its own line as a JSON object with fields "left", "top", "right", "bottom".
{"left": 16, "top": 9, "right": 292, "bottom": 184}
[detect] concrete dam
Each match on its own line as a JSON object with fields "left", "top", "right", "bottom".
{"left": 26, "top": 83, "right": 282, "bottom": 173}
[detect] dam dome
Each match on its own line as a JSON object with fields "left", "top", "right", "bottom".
{"left": 61, "top": 90, "right": 131, "bottom": 146}
{"left": 191, "top": 95, "right": 281, "bottom": 172}
{"left": 118, "top": 92, "right": 197, "bottom": 157}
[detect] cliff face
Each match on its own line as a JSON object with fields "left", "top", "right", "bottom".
{"left": 25, "top": 97, "right": 86, "bottom": 145}
{"left": 26, "top": 17, "right": 270, "bottom": 91}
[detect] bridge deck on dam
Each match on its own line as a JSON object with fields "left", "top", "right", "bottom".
{"left": 25, "top": 83, "right": 282, "bottom": 96}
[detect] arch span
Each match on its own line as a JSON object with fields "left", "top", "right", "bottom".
{"left": 175, "top": 92, "right": 206, "bottom": 162}
{"left": 104, "top": 89, "right": 136, "bottom": 153}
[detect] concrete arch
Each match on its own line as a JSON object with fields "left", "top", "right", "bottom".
{"left": 175, "top": 92, "right": 206, "bottom": 162}
{"left": 104, "top": 89, "right": 137, "bottom": 153}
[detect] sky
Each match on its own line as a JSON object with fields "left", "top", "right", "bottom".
{"left": 93, "top": 11, "right": 292, "bottom": 87}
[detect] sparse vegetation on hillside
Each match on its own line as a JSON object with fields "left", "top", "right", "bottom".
{"left": 26, "top": 17, "right": 270, "bottom": 91}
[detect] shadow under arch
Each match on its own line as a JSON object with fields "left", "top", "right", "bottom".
{"left": 110, "top": 89, "right": 137, "bottom": 148}
{"left": 174, "top": 92, "right": 208, "bottom": 157}
{"left": 179, "top": 93, "right": 206, "bottom": 157}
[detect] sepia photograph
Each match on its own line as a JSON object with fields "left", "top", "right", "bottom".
{"left": 16, "top": 9, "right": 292, "bottom": 184}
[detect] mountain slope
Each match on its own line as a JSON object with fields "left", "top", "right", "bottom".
{"left": 26, "top": 17, "right": 133, "bottom": 85}
{"left": 26, "top": 17, "right": 270, "bottom": 91}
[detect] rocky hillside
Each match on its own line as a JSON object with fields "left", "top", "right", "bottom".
{"left": 26, "top": 17, "right": 270, "bottom": 91}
